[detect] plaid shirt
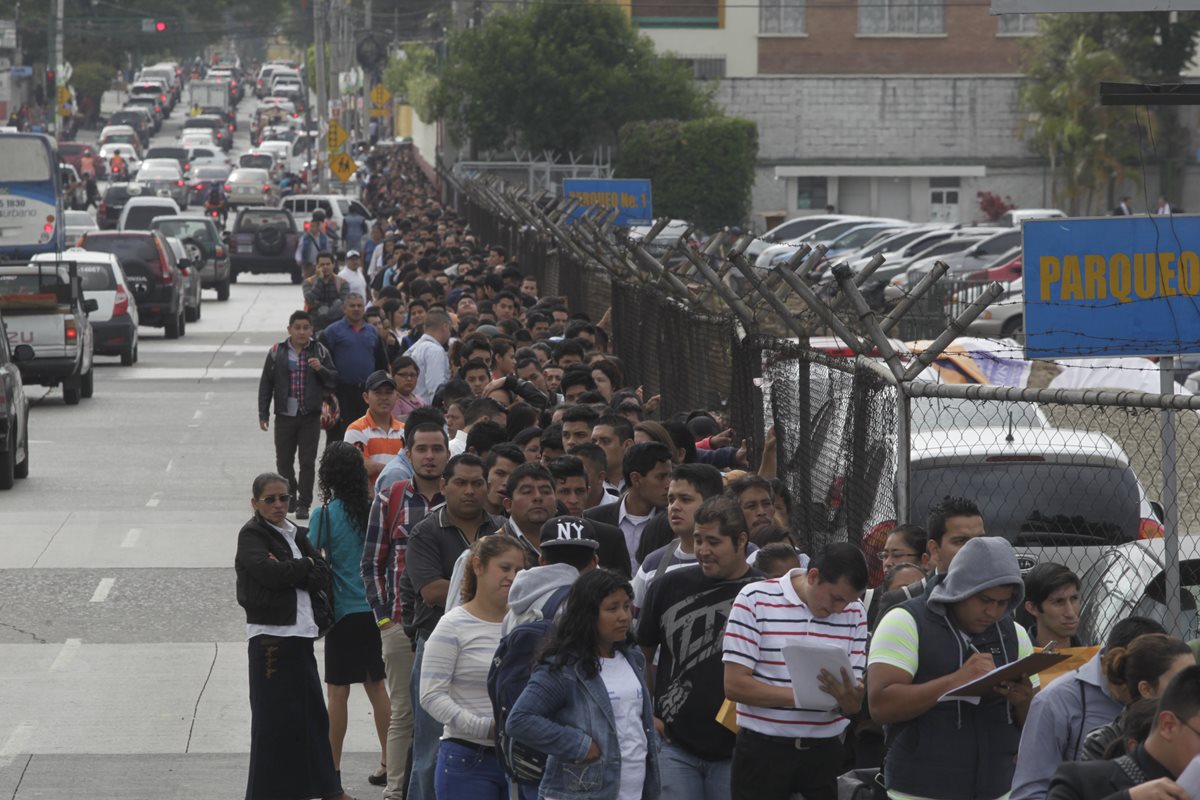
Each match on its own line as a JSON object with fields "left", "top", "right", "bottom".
{"left": 286, "top": 342, "right": 308, "bottom": 415}
{"left": 360, "top": 478, "right": 443, "bottom": 623}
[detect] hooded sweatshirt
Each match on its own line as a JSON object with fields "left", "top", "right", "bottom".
{"left": 500, "top": 562, "right": 579, "bottom": 636}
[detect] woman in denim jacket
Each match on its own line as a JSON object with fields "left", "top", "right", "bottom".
{"left": 506, "top": 569, "right": 661, "bottom": 800}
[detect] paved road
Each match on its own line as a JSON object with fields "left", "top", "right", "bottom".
{"left": 0, "top": 95, "right": 385, "bottom": 799}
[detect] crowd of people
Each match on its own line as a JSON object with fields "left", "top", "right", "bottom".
{"left": 236, "top": 144, "right": 1200, "bottom": 800}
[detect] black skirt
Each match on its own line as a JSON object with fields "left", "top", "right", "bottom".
{"left": 323, "top": 610, "right": 386, "bottom": 685}
{"left": 246, "top": 635, "right": 342, "bottom": 800}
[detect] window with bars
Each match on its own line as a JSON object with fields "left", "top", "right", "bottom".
{"left": 760, "top": 0, "right": 806, "bottom": 34}
{"left": 858, "top": 0, "right": 945, "bottom": 35}
{"left": 997, "top": 13, "right": 1038, "bottom": 34}
{"left": 796, "top": 177, "right": 828, "bottom": 210}
{"left": 672, "top": 56, "right": 727, "bottom": 80}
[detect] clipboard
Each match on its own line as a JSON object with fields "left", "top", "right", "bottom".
{"left": 939, "top": 650, "right": 1069, "bottom": 704}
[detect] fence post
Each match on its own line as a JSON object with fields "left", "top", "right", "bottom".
{"left": 1160, "top": 357, "right": 1183, "bottom": 636}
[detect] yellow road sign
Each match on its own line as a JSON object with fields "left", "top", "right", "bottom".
{"left": 56, "top": 85, "right": 70, "bottom": 104}
{"left": 369, "top": 84, "right": 391, "bottom": 107}
{"left": 370, "top": 107, "right": 390, "bottom": 117}
{"left": 327, "top": 120, "right": 349, "bottom": 152}
{"left": 329, "top": 152, "right": 357, "bottom": 182}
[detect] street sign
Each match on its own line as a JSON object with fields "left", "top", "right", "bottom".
{"left": 56, "top": 85, "right": 70, "bottom": 105}
{"left": 327, "top": 119, "right": 349, "bottom": 151}
{"left": 369, "top": 84, "right": 391, "bottom": 107}
{"left": 562, "top": 178, "right": 653, "bottom": 227}
{"left": 329, "top": 152, "right": 357, "bottom": 182}
{"left": 369, "top": 107, "right": 390, "bottom": 117}
{"left": 1022, "top": 215, "right": 1200, "bottom": 359}
{"left": 10, "top": 66, "right": 32, "bottom": 78}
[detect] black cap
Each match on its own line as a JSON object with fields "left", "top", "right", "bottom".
{"left": 364, "top": 370, "right": 397, "bottom": 391}
{"left": 539, "top": 516, "right": 599, "bottom": 550}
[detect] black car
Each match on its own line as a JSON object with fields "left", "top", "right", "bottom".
{"left": 97, "top": 183, "right": 145, "bottom": 230}
{"left": 149, "top": 215, "right": 232, "bottom": 301}
{"left": 0, "top": 308, "right": 31, "bottom": 489}
{"left": 107, "top": 109, "right": 152, "bottom": 146}
{"left": 78, "top": 230, "right": 188, "bottom": 339}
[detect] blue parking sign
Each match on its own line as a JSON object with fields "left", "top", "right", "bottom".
{"left": 562, "top": 179, "right": 652, "bottom": 227}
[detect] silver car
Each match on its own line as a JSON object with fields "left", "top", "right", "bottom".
{"left": 135, "top": 165, "right": 188, "bottom": 210}
{"left": 225, "top": 168, "right": 276, "bottom": 208}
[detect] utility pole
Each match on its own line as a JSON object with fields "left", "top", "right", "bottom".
{"left": 363, "top": 0, "right": 372, "bottom": 144}
{"left": 314, "top": 0, "right": 329, "bottom": 192}
{"left": 46, "top": 0, "right": 63, "bottom": 137}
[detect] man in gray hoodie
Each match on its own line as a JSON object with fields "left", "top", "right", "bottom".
{"left": 868, "top": 536, "right": 1037, "bottom": 800}
{"left": 501, "top": 515, "right": 600, "bottom": 636}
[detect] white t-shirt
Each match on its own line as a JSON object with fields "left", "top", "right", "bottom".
{"left": 337, "top": 266, "right": 367, "bottom": 299}
{"left": 600, "top": 652, "right": 648, "bottom": 800}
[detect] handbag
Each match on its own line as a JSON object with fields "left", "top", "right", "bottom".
{"left": 309, "top": 503, "right": 336, "bottom": 637}
{"left": 320, "top": 393, "right": 340, "bottom": 430}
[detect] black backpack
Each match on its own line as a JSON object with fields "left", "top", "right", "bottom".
{"left": 486, "top": 585, "right": 572, "bottom": 785}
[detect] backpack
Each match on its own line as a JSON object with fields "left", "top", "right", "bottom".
{"left": 487, "top": 584, "right": 573, "bottom": 785}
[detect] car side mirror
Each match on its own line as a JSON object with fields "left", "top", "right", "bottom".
{"left": 12, "top": 344, "right": 34, "bottom": 363}
{"left": 84, "top": 298, "right": 99, "bottom": 312}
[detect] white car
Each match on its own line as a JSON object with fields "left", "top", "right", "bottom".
{"left": 225, "top": 168, "right": 276, "bottom": 207}
{"left": 185, "top": 145, "right": 230, "bottom": 174}
{"left": 258, "top": 141, "right": 295, "bottom": 175}
{"left": 118, "top": 196, "right": 181, "bottom": 231}
{"left": 965, "top": 278, "right": 1024, "bottom": 340}
{"left": 63, "top": 210, "right": 98, "bottom": 244}
{"left": 32, "top": 249, "right": 138, "bottom": 365}
{"left": 180, "top": 130, "right": 218, "bottom": 149}
{"left": 99, "top": 124, "right": 140, "bottom": 148}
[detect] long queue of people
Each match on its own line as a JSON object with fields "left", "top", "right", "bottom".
{"left": 235, "top": 144, "right": 1200, "bottom": 800}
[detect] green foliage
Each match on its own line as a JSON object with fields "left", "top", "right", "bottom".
{"left": 382, "top": 45, "right": 438, "bottom": 122}
{"left": 615, "top": 117, "right": 757, "bottom": 231}
{"left": 1021, "top": 33, "right": 1148, "bottom": 216}
{"left": 429, "top": 0, "right": 715, "bottom": 154}
{"left": 70, "top": 62, "right": 115, "bottom": 102}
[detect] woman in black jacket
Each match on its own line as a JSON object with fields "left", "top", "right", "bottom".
{"left": 235, "top": 471, "right": 356, "bottom": 800}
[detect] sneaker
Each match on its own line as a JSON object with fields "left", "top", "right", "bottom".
{"left": 296, "top": 505, "right": 309, "bottom": 520}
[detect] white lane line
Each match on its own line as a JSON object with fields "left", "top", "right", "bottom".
{"left": 90, "top": 578, "right": 115, "bottom": 603}
{"left": 243, "top": 336, "right": 251, "bottom": 344}
{"left": 165, "top": 459, "right": 175, "bottom": 473}
{"left": 192, "top": 409, "right": 203, "bottom": 420}
{"left": 223, "top": 359, "right": 233, "bottom": 366}
{"left": 29, "top": 440, "right": 55, "bottom": 444}
{"left": 0, "top": 721, "right": 35, "bottom": 758}
{"left": 204, "top": 391, "right": 214, "bottom": 401}
{"left": 187, "top": 423, "right": 200, "bottom": 428}
{"left": 145, "top": 493, "right": 160, "bottom": 508}
{"left": 121, "top": 527, "right": 142, "bottom": 548}
{"left": 50, "top": 638, "right": 82, "bottom": 671}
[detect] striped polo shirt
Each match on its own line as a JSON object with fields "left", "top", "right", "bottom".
{"left": 345, "top": 413, "right": 406, "bottom": 466}
{"left": 722, "top": 568, "right": 868, "bottom": 738}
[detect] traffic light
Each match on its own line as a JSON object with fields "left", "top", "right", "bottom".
{"left": 154, "top": 20, "right": 167, "bottom": 32}
{"left": 45, "top": 69, "right": 55, "bottom": 84}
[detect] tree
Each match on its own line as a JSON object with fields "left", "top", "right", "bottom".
{"left": 616, "top": 117, "right": 758, "bottom": 231}
{"left": 429, "top": 0, "right": 715, "bottom": 154}
{"left": 1021, "top": 33, "right": 1149, "bottom": 216}
{"left": 1021, "top": 11, "right": 1200, "bottom": 203}
{"left": 382, "top": 45, "right": 438, "bottom": 122}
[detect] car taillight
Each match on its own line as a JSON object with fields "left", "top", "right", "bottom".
{"left": 863, "top": 520, "right": 896, "bottom": 588}
{"left": 98, "top": 200, "right": 107, "bottom": 215}
{"left": 177, "top": 180, "right": 184, "bottom": 187}
{"left": 160, "top": 94, "right": 166, "bottom": 103}
{"left": 1139, "top": 518, "right": 1166, "bottom": 539}
{"left": 229, "top": 124, "right": 234, "bottom": 131}
{"left": 231, "top": 80, "right": 238, "bottom": 87}
{"left": 183, "top": 162, "right": 190, "bottom": 172}
{"left": 113, "top": 286, "right": 129, "bottom": 316}
{"left": 215, "top": 245, "right": 225, "bottom": 258}
{"left": 155, "top": 239, "right": 173, "bottom": 284}
{"left": 224, "top": 183, "right": 232, "bottom": 191}
{"left": 262, "top": 184, "right": 270, "bottom": 192}
{"left": 64, "top": 319, "right": 78, "bottom": 342}
{"left": 43, "top": 222, "right": 53, "bottom": 235}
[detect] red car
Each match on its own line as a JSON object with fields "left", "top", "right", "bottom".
{"left": 58, "top": 142, "right": 103, "bottom": 179}
{"left": 966, "top": 253, "right": 1022, "bottom": 283}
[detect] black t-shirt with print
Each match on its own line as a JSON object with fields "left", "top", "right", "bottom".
{"left": 637, "top": 563, "right": 764, "bottom": 761}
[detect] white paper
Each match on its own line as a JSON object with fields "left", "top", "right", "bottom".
{"left": 1177, "top": 754, "right": 1200, "bottom": 799}
{"left": 782, "top": 642, "right": 852, "bottom": 711}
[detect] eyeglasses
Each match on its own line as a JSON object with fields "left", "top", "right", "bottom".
{"left": 260, "top": 494, "right": 291, "bottom": 505}
{"left": 876, "top": 550, "right": 919, "bottom": 562}
{"left": 1178, "top": 714, "right": 1200, "bottom": 740}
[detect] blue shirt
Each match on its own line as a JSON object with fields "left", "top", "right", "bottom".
{"left": 322, "top": 318, "right": 380, "bottom": 385}
{"left": 374, "top": 449, "right": 414, "bottom": 496}
{"left": 308, "top": 499, "right": 372, "bottom": 622}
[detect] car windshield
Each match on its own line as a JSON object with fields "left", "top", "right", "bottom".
{"left": 237, "top": 211, "right": 290, "bottom": 231}
{"left": 798, "top": 221, "right": 868, "bottom": 243}
{"left": 73, "top": 261, "right": 117, "bottom": 291}
{"left": 231, "top": 170, "right": 268, "bottom": 183}
{"left": 241, "top": 155, "right": 273, "bottom": 169}
{"left": 151, "top": 219, "right": 212, "bottom": 241}
{"left": 831, "top": 226, "right": 898, "bottom": 249}
{"left": 192, "top": 168, "right": 228, "bottom": 180}
{"left": 82, "top": 236, "right": 157, "bottom": 267}
{"left": 139, "top": 169, "right": 177, "bottom": 181}
{"left": 0, "top": 272, "right": 63, "bottom": 296}
{"left": 123, "top": 207, "right": 175, "bottom": 230}
{"left": 910, "top": 397, "right": 1045, "bottom": 433}
{"left": 0, "top": 138, "right": 52, "bottom": 181}
{"left": 147, "top": 149, "right": 185, "bottom": 160}
{"left": 65, "top": 211, "right": 94, "bottom": 226}
{"left": 911, "top": 462, "right": 1142, "bottom": 544}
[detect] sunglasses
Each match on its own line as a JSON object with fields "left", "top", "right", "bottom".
{"left": 260, "top": 494, "right": 291, "bottom": 505}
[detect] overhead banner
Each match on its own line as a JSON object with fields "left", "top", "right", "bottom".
{"left": 562, "top": 178, "right": 652, "bottom": 227}
{"left": 992, "top": 0, "right": 1200, "bottom": 11}
{"left": 1022, "top": 215, "right": 1200, "bottom": 360}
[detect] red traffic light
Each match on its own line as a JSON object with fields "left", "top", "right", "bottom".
{"left": 155, "top": 21, "right": 167, "bottom": 32}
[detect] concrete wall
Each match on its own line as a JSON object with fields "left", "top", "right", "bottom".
{"left": 640, "top": 2, "right": 759, "bottom": 78}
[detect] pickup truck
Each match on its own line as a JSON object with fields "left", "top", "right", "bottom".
{"left": 0, "top": 262, "right": 97, "bottom": 405}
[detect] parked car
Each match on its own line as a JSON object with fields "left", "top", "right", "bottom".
{"left": 229, "top": 206, "right": 301, "bottom": 283}
{"left": 118, "top": 197, "right": 182, "bottom": 231}
{"left": 760, "top": 214, "right": 856, "bottom": 244}
{"left": 964, "top": 278, "right": 1025, "bottom": 340}
{"left": 149, "top": 215, "right": 232, "bottom": 301}
{"left": 32, "top": 250, "right": 139, "bottom": 365}
{"left": 0, "top": 261, "right": 97, "bottom": 404}
{"left": 163, "top": 236, "right": 204, "bottom": 322}
{"left": 1076, "top": 539, "right": 1200, "bottom": 645}
{"left": 64, "top": 210, "right": 98, "bottom": 243}
{"left": 78, "top": 230, "right": 189, "bottom": 338}
{"left": 225, "top": 168, "right": 276, "bottom": 208}
{"left": 0, "top": 305, "right": 31, "bottom": 488}
{"left": 903, "top": 227, "right": 1023, "bottom": 285}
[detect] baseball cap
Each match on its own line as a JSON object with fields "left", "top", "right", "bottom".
{"left": 347, "top": 249, "right": 360, "bottom": 258}
{"left": 364, "top": 370, "right": 397, "bottom": 391}
{"left": 540, "top": 516, "right": 599, "bottom": 550}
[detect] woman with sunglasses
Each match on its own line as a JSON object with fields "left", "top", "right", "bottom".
{"left": 235, "top": 472, "right": 354, "bottom": 800}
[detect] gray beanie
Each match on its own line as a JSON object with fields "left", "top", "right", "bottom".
{"left": 927, "top": 536, "right": 1024, "bottom": 618}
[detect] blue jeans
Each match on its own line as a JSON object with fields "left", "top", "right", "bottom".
{"left": 659, "top": 740, "right": 732, "bottom": 800}
{"left": 434, "top": 739, "right": 508, "bottom": 800}
{"left": 407, "top": 634, "right": 444, "bottom": 800}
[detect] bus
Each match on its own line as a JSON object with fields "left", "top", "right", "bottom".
{"left": 0, "top": 133, "right": 65, "bottom": 259}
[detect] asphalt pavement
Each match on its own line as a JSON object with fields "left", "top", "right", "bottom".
{"left": 0, "top": 94, "right": 386, "bottom": 799}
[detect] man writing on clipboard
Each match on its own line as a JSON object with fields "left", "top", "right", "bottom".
{"left": 868, "top": 536, "right": 1040, "bottom": 800}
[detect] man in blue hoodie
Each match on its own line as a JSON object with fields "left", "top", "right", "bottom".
{"left": 868, "top": 536, "right": 1037, "bottom": 800}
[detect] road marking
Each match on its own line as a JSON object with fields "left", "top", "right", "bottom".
{"left": 192, "top": 410, "right": 203, "bottom": 420}
{"left": 243, "top": 336, "right": 251, "bottom": 344}
{"left": 165, "top": 458, "right": 175, "bottom": 473}
{"left": 145, "top": 493, "right": 160, "bottom": 508}
{"left": 50, "top": 638, "right": 82, "bottom": 671}
{"left": 223, "top": 359, "right": 233, "bottom": 366}
{"left": 90, "top": 578, "right": 115, "bottom": 603}
{"left": 0, "top": 722, "right": 34, "bottom": 758}
{"left": 121, "top": 527, "right": 141, "bottom": 548}
{"left": 29, "top": 440, "right": 55, "bottom": 444}
{"left": 204, "top": 391, "right": 214, "bottom": 401}
{"left": 188, "top": 423, "right": 200, "bottom": 428}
